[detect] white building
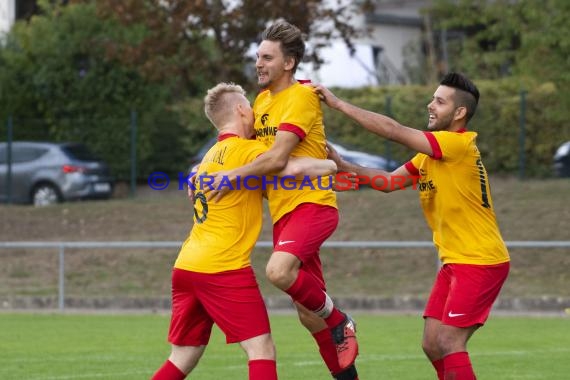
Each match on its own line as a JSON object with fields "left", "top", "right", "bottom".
{"left": 298, "top": 0, "right": 432, "bottom": 87}
{"left": 0, "top": 0, "right": 16, "bottom": 38}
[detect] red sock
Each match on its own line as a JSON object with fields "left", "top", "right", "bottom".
{"left": 285, "top": 270, "right": 327, "bottom": 313}
{"left": 443, "top": 352, "right": 476, "bottom": 380}
{"left": 324, "top": 308, "right": 346, "bottom": 329}
{"left": 248, "top": 359, "right": 277, "bottom": 380}
{"left": 152, "top": 360, "right": 186, "bottom": 380}
{"left": 431, "top": 358, "right": 445, "bottom": 380}
{"left": 286, "top": 270, "right": 346, "bottom": 329}
{"left": 312, "top": 328, "right": 342, "bottom": 374}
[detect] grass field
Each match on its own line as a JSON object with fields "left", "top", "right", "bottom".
{"left": 0, "top": 178, "right": 569, "bottom": 379}
{"left": 0, "top": 312, "right": 569, "bottom": 380}
{"left": 0, "top": 177, "right": 569, "bottom": 302}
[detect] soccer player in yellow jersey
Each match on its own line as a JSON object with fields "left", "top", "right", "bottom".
{"left": 208, "top": 21, "right": 359, "bottom": 380}
{"left": 314, "top": 72, "right": 510, "bottom": 380}
{"left": 152, "top": 82, "right": 336, "bottom": 380}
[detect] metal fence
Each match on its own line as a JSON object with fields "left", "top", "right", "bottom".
{"left": 1, "top": 240, "right": 569, "bottom": 311}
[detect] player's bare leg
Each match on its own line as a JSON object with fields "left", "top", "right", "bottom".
{"left": 152, "top": 344, "right": 205, "bottom": 379}
{"left": 266, "top": 251, "right": 358, "bottom": 369}
{"left": 239, "top": 334, "right": 277, "bottom": 380}
{"left": 423, "top": 317, "right": 479, "bottom": 379}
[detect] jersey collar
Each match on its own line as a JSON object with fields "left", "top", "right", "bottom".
{"left": 217, "top": 133, "right": 239, "bottom": 141}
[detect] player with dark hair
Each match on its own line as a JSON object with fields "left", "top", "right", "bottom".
{"left": 152, "top": 82, "right": 337, "bottom": 380}
{"left": 314, "top": 72, "right": 510, "bottom": 380}
{"left": 208, "top": 20, "right": 359, "bottom": 380}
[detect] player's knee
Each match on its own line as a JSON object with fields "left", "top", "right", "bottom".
{"left": 169, "top": 345, "right": 204, "bottom": 374}
{"left": 258, "top": 338, "right": 276, "bottom": 360}
{"left": 421, "top": 337, "right": 439, "bottom": 359}
{"left": 265, "top": 262, "right": 293, "bottom": 289}
{"left": 241, "top": 335, "right": 276, "bottom": 360}
{"left": 436, "top": 332, "right": 465, "bottom": 355}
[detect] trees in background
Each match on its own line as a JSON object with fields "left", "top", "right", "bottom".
{"left": 0, "top": 0, "right": 567, "bottom": 178}
{"left": 426, "top": 0, "right": 569, "bottom": 174}
{"left": 429, "top": 0, "right": 569, "bottom": 85}
{"left": 92, "top": 0, "right": 371, "bottom": 95}
{"left": 0, "top": 0, "right": 190, "bottom": 178}
{"left": 0, "top": 0, "right": 371, "bottom": 178}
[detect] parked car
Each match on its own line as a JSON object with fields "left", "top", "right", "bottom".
{"left": 553, "top": 141, "right": 570, "bottom": 178}
{"left": 0, "top": 141, "right": 114, "bottom": 206}
{"left": 327, "top": 140, "right": 400, "bottom": 171}
{"left": 187, "top": 137, "right": 399, "bottom": 173}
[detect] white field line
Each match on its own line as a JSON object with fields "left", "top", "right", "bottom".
{"left": 23, "top": 347, "right": 570, "bottom": 379}
{"left": 26, "top": 370, "right": 151, "bottom": 380}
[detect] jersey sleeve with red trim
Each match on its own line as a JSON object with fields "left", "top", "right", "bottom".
{"left": 277, "top": 86, "right": 319, "bottom": 138}
{"left": 427, "top": 131, "right": 471, "bottom": 161}
{"left": 406, "top": 131, "right": 509, "bottom": 265}
{"left": 407, "top": 153, "right": 426, "bottom": 175}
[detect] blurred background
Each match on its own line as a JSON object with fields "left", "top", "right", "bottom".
{"left": 0, "top": 0, "right": 568, "bottom": 312}
{"left": 1, "top": 0, "right": 569, "bottom": 188}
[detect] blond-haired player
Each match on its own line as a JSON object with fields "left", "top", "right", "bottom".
{"left": 152, "top": 82, "right": 336, "bottom": 380}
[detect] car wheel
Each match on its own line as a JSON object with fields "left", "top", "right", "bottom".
{"left": 32, "top": 183, "right": 61, "bottom": 207}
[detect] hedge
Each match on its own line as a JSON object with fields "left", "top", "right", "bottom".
{"left": 322, "top": 78, "right": 569, "bottom": 177}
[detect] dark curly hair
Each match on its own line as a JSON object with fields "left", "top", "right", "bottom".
{"left": 440, "top": 72, "right": 480, "bottom": 122}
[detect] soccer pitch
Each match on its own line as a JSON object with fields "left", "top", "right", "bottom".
{"left": 0, "top": 313, "right": 568, "bottom": 379}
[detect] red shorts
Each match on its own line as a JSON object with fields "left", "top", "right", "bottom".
{"left": 168, "top": 267, "right": 271, "bottom": 345}
{"left": 424, "top": 262, "right": 510, "bottom": 327}
{"left": 273, "top": 203, "right": 339, "bottom": 290}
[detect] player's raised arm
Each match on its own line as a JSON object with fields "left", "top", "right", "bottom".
{"left": 313, "top": 84, "right": 433, "bottom": 156}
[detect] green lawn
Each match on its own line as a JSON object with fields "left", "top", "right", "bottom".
{"left": 0, "top": 313, "right": 568, "bottom": 379}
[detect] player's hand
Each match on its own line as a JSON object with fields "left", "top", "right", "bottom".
{"left": 325, "top": 141, "right": 342, "bottom": 167}
{"left": 333, "top": 171, "right": 359, "bottom": 191}
{"left": 187, "top": 182, "right": 196, "bottom": 204}
{"left": 187, "top": 165, "right": 200, "bottom": 205}
{"left": 312, "top": 84, "right": 342, "bottom": 109}
{"left": 205, "top": 171, "right": 232, "bottom": 203}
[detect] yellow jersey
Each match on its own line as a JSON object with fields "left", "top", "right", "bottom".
{"left": 253, "top": 81, "right": 337, "bottom": 223}
{"left": 174, "top": 134, "right": 267, "bottom": 273}
{"left": 405, "top": 129, "right": 510, "bottom": 265}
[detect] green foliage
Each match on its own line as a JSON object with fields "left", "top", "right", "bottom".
{"left": 323, "top": 78, "right": 570, "bottom": 176}
{"left": 94, "top": 0, "right": 373, "bottom": 93}
{"left": 0, "top": 1, "right": 189, "bottom": 179}
{"left": 1, "top": 314, "right": 569, "bottom": 379}
{"left": 1, "top": 0, "right": 567, "bottom": 180}
{"left": 429, "top": 0, "right": 570, "bottom": 86}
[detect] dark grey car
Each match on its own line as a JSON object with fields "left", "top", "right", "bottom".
{"left": 0, "top": 141, "right": 114, "bottom": 206}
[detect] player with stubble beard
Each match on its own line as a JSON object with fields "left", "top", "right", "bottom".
{"left": 208, "top": 20, "right": 359, "bottom": 380}
{"left": 314, "top": 72, "right": 510, "bottom": 380}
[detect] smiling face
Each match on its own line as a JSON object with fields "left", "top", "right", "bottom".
{"left": 426, "top": 85, "right": 460, "bottom": 131}
{"left": 255, "top": 40, "right": 294, "bottom": 91}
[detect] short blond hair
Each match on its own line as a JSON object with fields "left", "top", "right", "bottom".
{"left": 204, "top": 82, "right": 246, "bottom": 127}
